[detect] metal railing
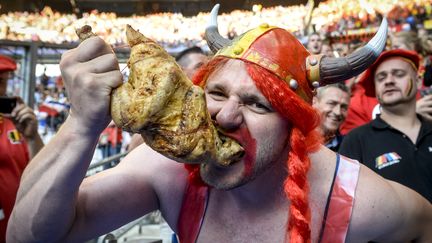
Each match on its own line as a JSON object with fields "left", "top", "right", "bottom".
{"left": 98, "top": 214, "right": 164, "bottom": 243}
{"left": 101, "top": 217, "right": 148, "bottom": 243}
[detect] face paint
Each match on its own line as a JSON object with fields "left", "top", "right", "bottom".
{"left": 405, "top": 78, "right": 413, "bottom": 96}
{"left": 240, "top": 128, "right": 257, "bottom": 179}
{"left": 223, "top": 126, "right": 257, "bottom": 178}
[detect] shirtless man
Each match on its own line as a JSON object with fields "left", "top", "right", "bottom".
{"left": 7, "top": 5, "right": 432, "bottom": 243}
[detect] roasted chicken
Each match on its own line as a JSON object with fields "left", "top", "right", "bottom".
{"left": 76, "top": 25, "right": 244, "bottom": 166}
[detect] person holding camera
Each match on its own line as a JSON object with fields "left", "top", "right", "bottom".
{"left": 0, "top": 54, "right": 43, "bottom": 241}
{"left": 416, "top": 93, "right": 432, "bottom": 122}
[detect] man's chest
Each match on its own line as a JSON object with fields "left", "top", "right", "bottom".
{"left": 196, "top": 207, "right": 288, "bottom": 243}
{"left": 194, "top": 195, "right": 326, "bottom": 243}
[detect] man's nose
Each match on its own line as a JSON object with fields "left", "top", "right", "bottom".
{"left": 214, "top": 98, "right": 243, "bottom": 131}
{"left": 332, "top": 104, "right": 342, "bottom": 116}
{"left": 384, "top": 74, "right": 396, "bottom": 85}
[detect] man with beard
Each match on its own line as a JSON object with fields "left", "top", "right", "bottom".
{"left": 339, "top": 49, "right": 432, "bottom": 203}
{"left": 7, "top": 6, "right": 432, "bottom": 243}
{"left": 313, "top": 83, "right": 350, "bottom": 151}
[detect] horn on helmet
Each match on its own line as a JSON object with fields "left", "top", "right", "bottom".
{"left": 205, "top": 4, "right": 233, "bottom": 53}
{"left": 308, "top": 18, "right": 388, "bottom": 85}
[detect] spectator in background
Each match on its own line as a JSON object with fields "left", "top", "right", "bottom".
{"left": 419, "top": 31, "right": 432, "bottom": 87}
{"left": 391, "top": 31, "right": 432, "bottom": 122}
{"left": 99, "top": 121, "right": 122, "bottom": 158}
{"left": 417, "top": 93, "right": 432, "bottom": 122}
{"left": 390, "top": 30, "right": 432, "bottom": 89}
{"left": 341, "top": 30, "right": 429, "bottom": 135}
{"left": 391, "top": 31, "right": 421, "bottom": 52}
{"left": 0, "top": 0, "right": 429, "bottom": 50}
{"left": 417, "top": 32, "right": 432, "bottom": 121}
{"left": 339, "top": 49, "right": 432, "bottom": 202}
{"left": 342, "top": 40, "right": 365, "bottom": 91}
{"left": 0, "top": 55, "right": 44, "bottom": 241}
{"left": 332, "top": 42, "right": 349, "bottom": 57}
{"left": 38, "top": 88, "right": 70, "bottom": 132}
{"left": 306, "top": 32, "right": 322, "bottom": 54}
{"left": 320, "top": 40, "right": 334, "bottom": 57}
{"left": 312, "top": 83, "right": 350, "bottom": 152}
{"left": 39, "top": 67, "right": 50, "bottom": 89}
{"left": 175, "top": 46, "right": 208, "bottom": 79}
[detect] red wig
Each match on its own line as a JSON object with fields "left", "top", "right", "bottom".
{"left": 185, "top": 56, "right": 322, "bottom": 242}
{"left": 246, "top": 61, "right": 321, "bottom": 243}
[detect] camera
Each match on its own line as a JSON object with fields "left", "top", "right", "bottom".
{"left": 0, "top": 96, "right": 17, "bottom": 114}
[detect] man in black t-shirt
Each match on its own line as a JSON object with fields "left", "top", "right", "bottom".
{"left": 340, "top": 49, "right": 432, "bottom": 202}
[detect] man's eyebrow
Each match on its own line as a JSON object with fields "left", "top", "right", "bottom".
{"left": 240, "top": 92, "right": 270, "bottom": 105}
{"left": 325, "top": 98, "right": 339, "bottom": 102}
{"left": 375, "top": 71, "right": 386, "bottom": 77}
{"left": 377, "top": 68, "right": 406, "bottom": 73}
{"left": 206, "top": 83, "right": 226, "bottom": 91}
{"left": 375, "top": 68, "right": 406, "bottom": 76}
{"left": 193, "top": 61, "right": 205, "bottom": 69}
{"left": 206, "top": 83, "right": 271, "bottom": 105}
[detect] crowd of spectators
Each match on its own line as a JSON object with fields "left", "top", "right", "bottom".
{"left": 0, "top": 0, "right": 430, "bottom": 51}
{"left": 1, "top": 0, "right": 432, "bottom": 160}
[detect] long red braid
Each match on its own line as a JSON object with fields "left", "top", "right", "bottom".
{"left": 246, "top": 62, "right": 321, "bottom": 243}
{"left": 185, "top": 56, "right": 322, "bottom": 242}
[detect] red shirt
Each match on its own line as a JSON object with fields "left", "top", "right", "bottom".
{"left": 0, "top": 117, "right": 29, "bottom": 241}
{"left": 100, "top": 125, "right": 123, "bottom": 147}
{"left": 340, "top": 86, "right": 379, "bottom": 135}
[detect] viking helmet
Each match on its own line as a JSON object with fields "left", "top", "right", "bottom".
{"left": 204, "top": 4, "right": 388, "bottom": 103}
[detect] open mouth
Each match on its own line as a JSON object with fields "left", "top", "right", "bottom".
{"left": 215, "top": 129, "right": 245, "bottom": 167}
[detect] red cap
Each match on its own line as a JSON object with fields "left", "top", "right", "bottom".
{"left": 358, "top": 49, "right": 420, "bottom": 97}
{"left": 0, "top": 55, "right": 17, "bottom": 72}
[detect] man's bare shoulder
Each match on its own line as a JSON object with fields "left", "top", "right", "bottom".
{"left": 308, "top": 147, "right": 338, "bottom": 195}
{"left": 347, "top": 164, "right": 432, "bottom": 242}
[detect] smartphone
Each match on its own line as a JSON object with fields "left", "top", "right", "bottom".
{"left": 0, "top": 96, "right": 17, "bottom": 114}
{"left": 420, "top": 87, "right": 432, "bottom": 97}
